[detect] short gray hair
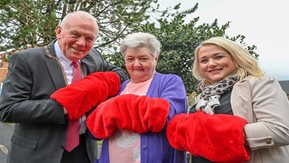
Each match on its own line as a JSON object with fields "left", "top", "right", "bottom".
{"left": 60, "top": 11, "right": 99, "bottom": 34}
{"left": 120, "top": 32, "right": 161, "bottom": 58}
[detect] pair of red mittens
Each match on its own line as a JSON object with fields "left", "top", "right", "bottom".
{"left": 86, "top": 94, "right": 170, "bottom": 139}
{"left": 166, "top": 112, "right": 250, "bottom": 163}
{"left": 50, "top": 72, "right": 120, "bottom": 120}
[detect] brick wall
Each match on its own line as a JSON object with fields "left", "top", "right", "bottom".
{"left": 0, "top": 62, "right": 8, "bottom": 83}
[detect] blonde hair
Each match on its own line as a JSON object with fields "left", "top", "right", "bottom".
{"left": 192, "top": 37, "right": 264, "bottom": 83}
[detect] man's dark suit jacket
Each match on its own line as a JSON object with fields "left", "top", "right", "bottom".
{"left": 0, "top": 40, "right": 128, "bottom": 163}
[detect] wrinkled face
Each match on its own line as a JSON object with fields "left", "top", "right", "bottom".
{"left": 55, "top": 17, "right": 97, "bottom": 62}
{"left": 124, "top": 47, "right": 158, "bottom": 83}
{"left": 197, "top": 44, "right": 237, "bottom": 83}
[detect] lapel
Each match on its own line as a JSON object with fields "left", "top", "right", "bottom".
{"left": 231, "top": 76, "right": 255, "bottom": 123}
{"left": 43, "top": 41, "right": 67, "bottom": 90}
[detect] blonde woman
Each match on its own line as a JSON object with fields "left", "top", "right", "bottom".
{"left": 167, "top": 37, "right": 289, "bottom": 163}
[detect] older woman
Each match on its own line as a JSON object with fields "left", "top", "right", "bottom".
{"left": 166, "top": 37, "right": 289, "bottom": 163}
{"left": 86, "top": 32, "right": 188, "bottom": 163}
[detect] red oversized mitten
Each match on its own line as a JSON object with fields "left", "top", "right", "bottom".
{"left": 166, "top": 112, "right": 250, "bottom": 163}
{"left": 86, "top": 94, "right": 170, "bottom": 139}
{"left": 51, "top": 72, "right": 120, "bottom": 120}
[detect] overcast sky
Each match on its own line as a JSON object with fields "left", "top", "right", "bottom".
{"left": 158, "top": 0, "right": 289, "bottom": 80}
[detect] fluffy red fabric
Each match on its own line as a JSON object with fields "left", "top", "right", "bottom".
{"left": 50, "top": 72, "right": 120, "bottom": 120}
{"left": 86, "top": 94, "right": 170, "bottom": 139}
{"left": 166, "top": 112, "right": 250, "bottom": 163}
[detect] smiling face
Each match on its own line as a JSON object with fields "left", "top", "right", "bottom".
{"left": 55, "top": 15, "right": 97, "bottom": 62}
{"left": 197, "top": 44, "right": 237, "bottom": 84}
{"left": 124, "top": 47, "right": 158, "bottom": 83}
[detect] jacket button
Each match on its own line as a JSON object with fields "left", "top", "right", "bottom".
{"left": 265, "top": 138, "right": 272, "bottom": 144}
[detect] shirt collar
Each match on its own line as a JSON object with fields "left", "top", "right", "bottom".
{"left": 54, "top": 41, "right": 74, "bottom": 66}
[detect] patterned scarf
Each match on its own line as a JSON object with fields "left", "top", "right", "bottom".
{"left": 196, "top": 74, "right": 239, "bottom": 115}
